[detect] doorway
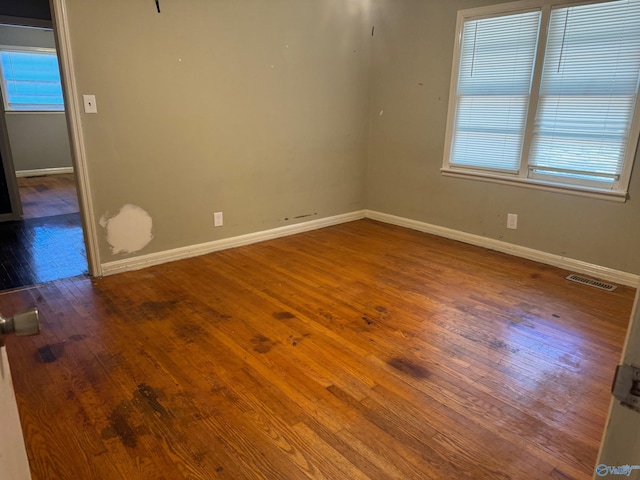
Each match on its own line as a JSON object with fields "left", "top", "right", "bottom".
{"left": 0, "top": 23, "right": 86, "bottom": 290}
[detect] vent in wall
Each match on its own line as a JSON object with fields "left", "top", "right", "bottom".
{"left": 565, "top": 274, "right": 617, "bottom": 292}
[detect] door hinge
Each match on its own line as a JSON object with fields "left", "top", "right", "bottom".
{"left": 612, "top": 364, "right": 640, "bottom": 413}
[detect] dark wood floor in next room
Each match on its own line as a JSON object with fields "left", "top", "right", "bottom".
{"left": 0, "top": 174, "right": 86, "bottom": 290}
{"left": 1, "top": 219, "right": 635, "bottom": 479}
{"left": 17, "top": 173, "right": 79, "bottom": 220}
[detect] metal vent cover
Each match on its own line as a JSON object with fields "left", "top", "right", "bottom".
{"left": 565, "top": 274, "right": 617, "bottom": 292}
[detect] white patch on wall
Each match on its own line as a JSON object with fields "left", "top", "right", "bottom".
{"left": 99, "top": 204, "right": 153, "bottom": 254}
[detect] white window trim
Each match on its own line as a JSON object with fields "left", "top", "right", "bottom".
{"left": 441, "top": 0, "right": 640, "bottom": 202}
{"left": 0, "top": 45, "right": 65, "bottom": 113}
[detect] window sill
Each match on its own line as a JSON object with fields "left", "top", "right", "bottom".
{"left": 441, "top": 168, "right": 628, "bottom": 203}
{"left": 5, "top": 110, "right": 65, "bottom": 114}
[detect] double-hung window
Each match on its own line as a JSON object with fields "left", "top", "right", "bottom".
{"left": 0, "top": 48, "right": 64, "bottom": 112}
{"left": 442, "top": 0, "right": 640, "bottom": 200}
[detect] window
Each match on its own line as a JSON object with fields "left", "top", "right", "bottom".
{"left": 443, "top": 0, "right": 640, "bottom": 200}
{"left": 0, "top": 48, "right": 64, "bottom": 112}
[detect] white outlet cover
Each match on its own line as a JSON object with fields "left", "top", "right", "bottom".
{"left": 83, "top": 94, "right": 97, "bottom": 114}
{"left": 507, "top": 214, "right": 518, "bottom": 229}
{"left": 214, "top": 212, "right": 223, "bottom": 227}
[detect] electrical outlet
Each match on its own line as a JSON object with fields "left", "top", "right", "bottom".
{"left": 214, "top": 212, "right": 223, "bottom": 227}
{"left": 507, "top": 213, "right": 518, "bottom": 230}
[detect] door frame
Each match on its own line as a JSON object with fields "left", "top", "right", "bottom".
{"left": 594, "top": 288, "right": 640, "bottom": 478}
{"left": 0, "top": 11, "right": 100, "bottom": 276}
{"left": 0, "top": 18, "right": 27, "bottom": 222}
{"left": 0, "top": 99, "right": 20, "bottom": 222}
{"left": 44, "top": 3, "right": 102, "bottom": 276}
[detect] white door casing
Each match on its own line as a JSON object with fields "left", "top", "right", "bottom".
{"left": 595, "top": 288, "right": 640, "bottom": 479}
{"left": 0, "top": 346, "right": 31, "bottom": 480}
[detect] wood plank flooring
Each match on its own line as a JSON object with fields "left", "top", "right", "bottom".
{"left": 1, "top": 219, "right": 635, "bottom": 479}
{"left": 0, "top": 173, "right": 86, "bottom": 289}
{"left": 17, "top": 173, "right": 79, "bottom": 219}
{"left": 0, "top": 213, "right": 86, "bottom": 290}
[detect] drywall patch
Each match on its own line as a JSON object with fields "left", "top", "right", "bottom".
{"left": 100, "top": 204, "right": 153, "bottom": 254}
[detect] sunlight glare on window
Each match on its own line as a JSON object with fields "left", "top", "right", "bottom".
{"left": 0, "top": 50, "right": 64, "bottom": 111}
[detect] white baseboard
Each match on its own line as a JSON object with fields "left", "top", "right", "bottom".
{"left": 15, "top": 167, "right": 74, "bottom": 178}
{"left": 100, "top": 207, "right": 638, "bottom": 288}
{"left": 365, "top": 210, "right": 639, "bottom": 288}
{"left": 101, "top": 210, "right": 367, "bottom": 276}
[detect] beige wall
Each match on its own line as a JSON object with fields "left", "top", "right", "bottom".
{"left": 6, "top": 113, "right": 72, "bottom": 171}
{"left": 0, "top": 24, "right": 73, "bottom": 172}
{"left": 367, "top": 0, "right": 640, "bottom": 275}
{"left": 0, "top": 23, "right": 52, "bottom": 47}
{"left": 62, "top": 0, "right": 640, "bottom": 275}
{"left": 63, "top": 0, "right": 372, "bottom": 260}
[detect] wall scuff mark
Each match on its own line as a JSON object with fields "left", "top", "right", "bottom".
{"left": 100, "top": 204, "right": 153, "bottom": 254}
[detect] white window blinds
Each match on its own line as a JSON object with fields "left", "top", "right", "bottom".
{"left": 444, "top": 0, "right": 640, "bottom": 199}
{"left": 0, "top": 50, "right": 64, "bottom": 112}
{"left": 450, "top": 11, "right": 541, "bottom": 172}
{"left": 529, "top": 0, "right": 640, "bottom": 189}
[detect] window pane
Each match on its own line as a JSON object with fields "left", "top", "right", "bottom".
{"left": 529, "top": 0, "right": 640, "bottom": 188}
{"left": 450, "top": 11, "right": 541, "bottom": 171}
{"left": 0, "top": 50, "right": 64, "bottom": 111}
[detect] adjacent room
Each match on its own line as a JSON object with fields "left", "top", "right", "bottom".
{"left": 1, "top": 0, "right": 639, "bottom": 479}
{"left": 0, "top": 22, "right": 86, "bottom": 289}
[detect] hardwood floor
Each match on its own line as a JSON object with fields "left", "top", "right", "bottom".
{"left": 0, "top": 174, "right": 86, "bottom": 290}
{"left": 17, "top": 173, "right": 79, "bottom": 219}
{"left": 1, "top": 219, "right": 635, "bottom": 479}
{"left": 0, "top": 212, "right": 86, "bottom": 290}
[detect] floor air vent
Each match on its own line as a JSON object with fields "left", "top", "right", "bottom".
{"left": 565, "top": 274, "right": 617, "bottom": 292}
